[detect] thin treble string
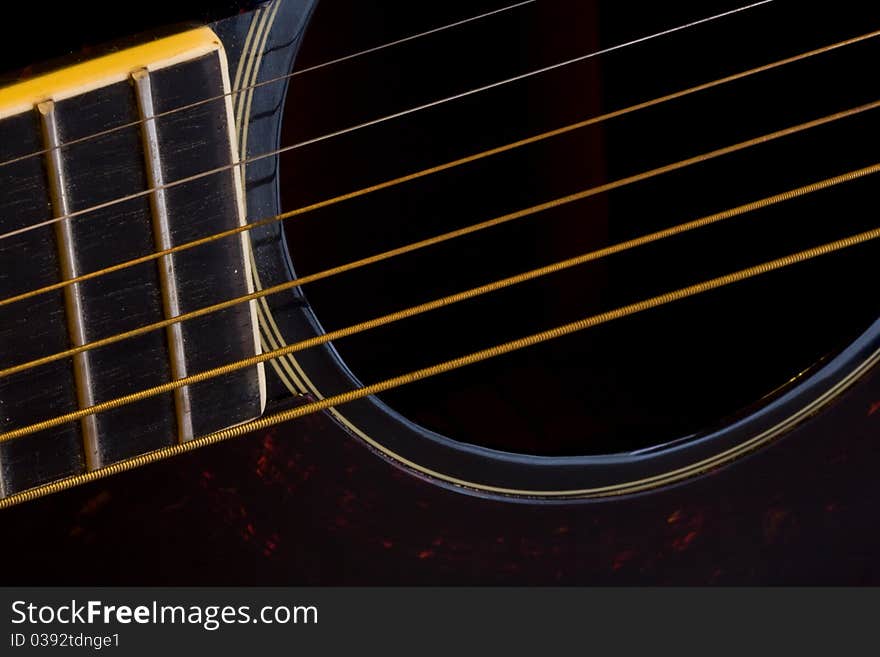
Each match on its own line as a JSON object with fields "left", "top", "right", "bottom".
{"left": 2, "top": 24, "right": 877, "bottom": 310}
{"left": 2, "top": 96, "right": 878, "bottom": 381}
{"left": 0, "top": 0, "right": 538, "bottom": 171}
{"left": 292, "top": 0, "right": 536, "bottom": 76}
{"left": 0, "top": 0, "right": 774, "bottom": 241}
{"left": 3, "top": 157, "right": 878, "bottom": 442}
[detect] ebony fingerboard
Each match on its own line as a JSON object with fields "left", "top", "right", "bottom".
{"left": 0, "top": 32, "right": 264, "bottom": 497}
{"left": 0, "top": 112, "right": 85, "bottom": 496}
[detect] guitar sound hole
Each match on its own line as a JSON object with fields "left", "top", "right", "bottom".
{"left": 281, "top": 0, "right": 880, "bottom": 456}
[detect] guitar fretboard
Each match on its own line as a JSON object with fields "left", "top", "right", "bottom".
{"left": 0, "top": 29, "right": 265, "bottom": 497}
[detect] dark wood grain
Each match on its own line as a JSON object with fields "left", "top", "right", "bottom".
{"left": 58, "top": 82, "right": 178, "bottom": 462}
{"left": 0, "top": 111, "right": 85, "bottom": 494}
{"left": 152, "top": 52, "right": 264, "bottom": 437}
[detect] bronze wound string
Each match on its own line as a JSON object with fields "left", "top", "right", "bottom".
{"left": 0, "top": 97, "right": 877, "bottom": 379}
{"left": 0, "top": 158, "right": 877, "bottom": 442}
{"left": 1, "top": 215, "right": 878, "bottom": 508}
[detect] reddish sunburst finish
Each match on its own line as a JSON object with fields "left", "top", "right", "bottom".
{"left": 3, "top": 360, "right": 880, "bottom": 585}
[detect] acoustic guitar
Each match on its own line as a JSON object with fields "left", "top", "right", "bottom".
{"left": 2, "top": 0, "right": 880, "bottom": 584}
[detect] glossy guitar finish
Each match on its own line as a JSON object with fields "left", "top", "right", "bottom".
{"left": 4, "top": 361, "right": 880, "bottom": 585}
{"left": 2, "top": 0, "right": 880, "bottom": 583}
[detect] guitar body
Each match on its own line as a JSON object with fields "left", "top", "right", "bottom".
{"left": 2, "top": 0, "right": 880, "bottom": 584}
{"left": 4, "top": 368, "right": 880, "bottom": 585}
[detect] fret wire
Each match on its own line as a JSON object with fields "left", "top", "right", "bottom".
{"left": 132, "top": 68, "right": 196, "bottom": 444}
{"left": 0, "top": 0, "right": 775, "bottom": 240}
{"left": 0, "top": 95, "right": 877, "bottom": 383}
{"left": 1, "top": 25, "right": 875, "bottom": 311}
{"left": 1, "top": 215, "right": 879, "bottom": 508}
{"left": 1, "top": 158, "right": 877, "bottom": 442}
{"left": 37, "top": 100, "right": 101, "bottom": 470}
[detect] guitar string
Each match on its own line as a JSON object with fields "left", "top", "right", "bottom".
{"left": 0, "top": 2, "right": 872, "bottom": 510}
{"left": 0, "top": 0, "right": 538, "bottom": 171}
{"left": 1, "top": 158, "right": 877, "bottom": 442}
{"left": 3, "top": 8, "right": 878, "bottom": 509}
{"left": 0, "top": 0, "right": 774, "bottom": 241}
{"left": 287, "top": 0, "right": 536, "bottom": 76}
{"left": 0, "top": 97, "right": 876, "bottom": 381}
{"left": 1, "top": 218, "right": 878, "bottom": 508}
{"left": 0, "top": 25, "right": 874, "bottom": 310}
